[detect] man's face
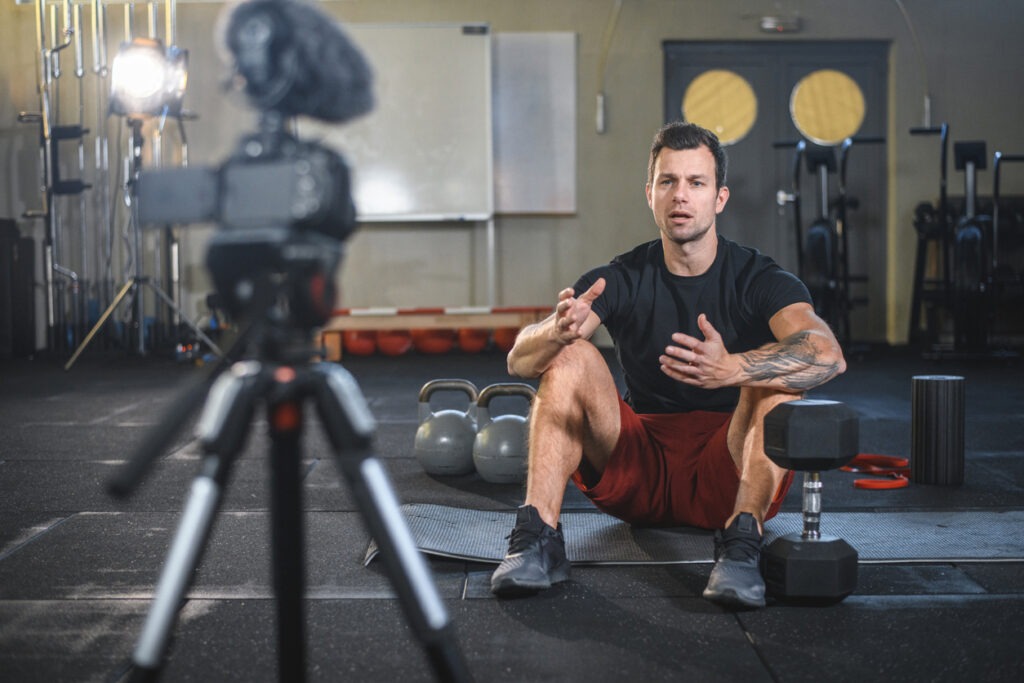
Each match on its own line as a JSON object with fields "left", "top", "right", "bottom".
{"left": 645, "top": 145, "right": 729, "bottom": 247}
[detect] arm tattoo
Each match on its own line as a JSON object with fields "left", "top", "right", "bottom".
{"left": 736, "top": 331, "right": 841, "bottom": 390}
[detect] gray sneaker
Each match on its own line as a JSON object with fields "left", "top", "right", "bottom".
{"left": 702, "top": 512, "right": 766, "bottom": 608}
{"left": 491, "top": 505, "right": 570, "bottom": 597}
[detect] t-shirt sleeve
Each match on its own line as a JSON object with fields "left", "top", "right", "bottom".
{"left": 748, "top": 264, "right": 812, "bottom": 321}
{"left": 572, "top": 264, "right": 621, "bottom": 325}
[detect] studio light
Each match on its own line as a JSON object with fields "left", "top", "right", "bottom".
{"left": 109, "top": 37, "right": 189, "bottom": 118}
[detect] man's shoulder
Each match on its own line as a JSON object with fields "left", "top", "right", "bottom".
{"left": 718, "top": 235, "right": 786, "bottom": 274}
{"left": 719, "top": 234, "right": 760, "bottom": 261}
{"left": 610, "top": 239, "right": 662, "bottom": 269}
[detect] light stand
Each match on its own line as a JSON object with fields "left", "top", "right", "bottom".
{"left": 65, "top": 36, "right": 218, "bottom": 370}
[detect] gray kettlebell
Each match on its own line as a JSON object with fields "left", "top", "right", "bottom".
{"left": 414, "top": 379, "right": 479, "bottom": 476}
{"left": 472, "top": 383, "right": 536, "bottom": 484}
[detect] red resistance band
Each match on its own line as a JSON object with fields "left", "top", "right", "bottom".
{"left": 840, "top": 454, "right": 911, "bottom": 489}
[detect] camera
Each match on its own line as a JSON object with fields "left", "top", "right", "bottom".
{"left": 137, "top": 125, "right": 355, "bottom": 327}
{"left": 134, "top": 0, "right": 373, "bottom": 330}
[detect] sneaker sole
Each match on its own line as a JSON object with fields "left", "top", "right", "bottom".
{"left": 491, "top": 565, "right": 570, "bottom": 598}
{"left": 702, "top": 586, "right": 766, "bottom": 609}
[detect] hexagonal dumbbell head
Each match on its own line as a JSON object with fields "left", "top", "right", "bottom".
{"left": 763, "top": 399, "right": 859, "bottom": 471}
{"left": 762, "top": 535, "right": 858, "bottom": 602}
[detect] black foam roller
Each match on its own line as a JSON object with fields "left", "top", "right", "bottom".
{"left": 911, "top": 375, "right": 965, "bottom": 485}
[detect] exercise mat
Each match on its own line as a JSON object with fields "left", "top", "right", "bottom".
{"left": 365, "top": 504, "right": 1024, "bottom": 565}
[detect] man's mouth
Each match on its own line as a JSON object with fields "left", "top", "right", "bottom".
{"left": 670, "top": 210, "right": 692, "bottom": 220}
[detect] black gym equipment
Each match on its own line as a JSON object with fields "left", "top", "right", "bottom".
{"left": 761, "top": 399, "right": 860, "bottom": 603}
{"left": 991, "top": 152, "right": 1024, "bottom": 341}
{"left": 907, "top": 124, "right": 951, "bottom": 348}
{"left": 951, "top": 141, "right": 991, "bottom": 352}
{"left": 775, "top": 137, "right": 883, "bottom": 346}
{"left": 908, "top": 127, "right": 1024, "bottom": 355}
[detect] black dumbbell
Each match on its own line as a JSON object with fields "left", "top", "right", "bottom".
{"left": 761, "top": 399, "right": 859, "bottom": 603}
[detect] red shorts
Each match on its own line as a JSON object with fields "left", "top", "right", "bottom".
{"left": 571, "top": 397, "right": 794, "bottom": 530}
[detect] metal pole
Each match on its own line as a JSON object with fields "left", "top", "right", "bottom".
{"left": 130, "top": 119, "right": 146, "bottom": 354}
{"left": 74, "top": 2, "right": 90, "bottom": 342}
{"left": 33, "top": 0, "right": 58, "bottom": 350}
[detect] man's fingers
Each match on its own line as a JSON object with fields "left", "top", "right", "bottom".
{"left": 670, "top": 331, "right": 700, "bottom": 348}
{"left": 579, "top": 277, "right": 606, "bottom": 303}
{"left": 697, "top": 313, "right": 720, "bottom": 341}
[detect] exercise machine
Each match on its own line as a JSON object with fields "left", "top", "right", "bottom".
{"left": 990, "top": 151, "right": 1024, "bottom": 344}
{"left": 907, "top": 124, "right": 951, "bottom": 348}
{"left": 909, "top": 126, "right": 1024, "bottom": 355}
{"left": 951, "top": 141, "right": 991, "bottom": 352}
{"left": 775, "top": 136, "right": 883, "bottom": 346}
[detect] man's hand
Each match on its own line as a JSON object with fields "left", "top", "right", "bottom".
{"left": 659, "top": 314, "right": 742, "bottom": 388}
{"left": 552, "top": 278, "right": 605, "bottom": 346}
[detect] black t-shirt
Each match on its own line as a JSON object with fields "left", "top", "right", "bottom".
{"left": 573, "top": 235, "right": 811, "bottom": 414}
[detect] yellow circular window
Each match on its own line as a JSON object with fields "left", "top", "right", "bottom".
{"left": 790, "top": 69, "right": 865, "bottom": 145}
{"left": 682, "top": 69, "right": 757, "bottom": 146}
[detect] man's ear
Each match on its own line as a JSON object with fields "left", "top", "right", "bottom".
{"left": 716, "top": 185, "right": 730, "bottom": 214}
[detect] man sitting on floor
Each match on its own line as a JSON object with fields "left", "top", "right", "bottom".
{"left": 490, "top": 121, "right": 846, "bottom": 608}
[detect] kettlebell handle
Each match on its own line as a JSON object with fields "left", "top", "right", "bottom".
{"left": 476, "top": 383, "right": 536, "bottom": 418}
{"left": 418, "top": 378, "right": 480, "bottom": 404}
{"left": 418, "top": 379, "right": 479, "bottom": 423}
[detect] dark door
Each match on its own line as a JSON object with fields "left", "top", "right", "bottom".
{"left": 664, "top": 41, "right": 888, "bottom": 342}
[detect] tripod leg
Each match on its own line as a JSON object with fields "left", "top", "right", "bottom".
{"left": 64, "top": 278, "right": 135, "bottom": 370}
{"left": 311, "top": 364, "right": 472, "bottom": 682}
{"left": 127, "top": 362, "right": 263, "bottom": 681}
{"left": 129, "top": 456, "right": 231, "bottom": 682}
{"left": 266, "top": 375, "right": 307, "bottom": 682}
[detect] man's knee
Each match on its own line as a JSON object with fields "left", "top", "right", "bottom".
{"left": 533, "top": 341, "right": 620, "bottom": 448}
{"left": 537, "top": 341, "right": 607, "bottom": 396}
{"left": 545, "top": 339, "right": 605, "bottom": 373}
{"left": 728, "top": 388, "right": 802, "bottom": 458}
{"left": 738, "top": 387, "right": 802, "bottom": 423}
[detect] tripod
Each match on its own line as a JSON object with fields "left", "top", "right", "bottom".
{"left": 65, "top": 118, "right": 222, "bottom": 370}
{"left": 109, "top": 317, "right": 471, "bottom": 682}
{"left": 103, "top": 266, "right": 468, "bottom": 679}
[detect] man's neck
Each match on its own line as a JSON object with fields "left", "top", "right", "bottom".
{"left": 662, "top": 229, "right": 718, "bottom": 276}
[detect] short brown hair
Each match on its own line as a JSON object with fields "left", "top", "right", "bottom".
{"left": 647, "top": 121, "right": 727, "bottom": 189}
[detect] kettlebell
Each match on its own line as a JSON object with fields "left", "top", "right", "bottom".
{"left": 414, "top": 379, "right": 479, "bottom": 476}
{"left": 472, "top": 383, "right": 536, "bottom": 484}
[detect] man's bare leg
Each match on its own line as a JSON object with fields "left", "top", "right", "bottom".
{"left": 492, "top": 341, "right": 620, "bottom": 596}
{"left": 726, "top": 386, "right": 799, "bottom": 529}
{"left": 523, "top": 341, "right": 622, "bottom": 528}
{"left": 704, "top": 387, "right": 798, "bottom": 608}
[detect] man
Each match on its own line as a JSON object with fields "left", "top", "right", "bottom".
{"left": 490, "top": 121, "right": 846, "bottom": 608}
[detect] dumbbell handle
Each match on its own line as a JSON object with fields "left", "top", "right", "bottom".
{"left": 801, "top": 472, "right": 822, "bottom": 540}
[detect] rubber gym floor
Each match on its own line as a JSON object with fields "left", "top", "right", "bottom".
{"left": 1, "top": 345, "right": 1022, "bottom": 682}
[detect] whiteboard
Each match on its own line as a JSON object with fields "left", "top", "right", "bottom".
{"left": 299, "top": 23, "right": 493, "bottom": 222}
{"left": 493, "top": 33, "right": 577, "bottom": 214}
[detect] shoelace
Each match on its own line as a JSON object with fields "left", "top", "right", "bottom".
{"left": 505, "top": 524, "right": 543, "bottom": 554}
{"left": 715, "top": 529, "right": 762, "bottom": 563}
